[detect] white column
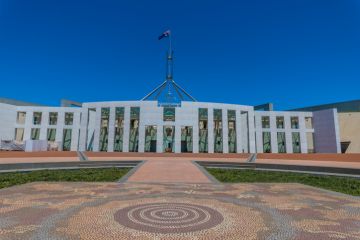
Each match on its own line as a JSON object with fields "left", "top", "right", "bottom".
{"left": 208, "top": 108, "right": 214, "bottom": 153}
{"left": 56, "top": 111, "right": 64, "bottom": 145}
{"left": 138, "top": 120, "right": 145, "bottom": 153}
{"left": 92, "top": 107, "right": 102, "bottom": 152}
{"left": 193, "top": 120, "right": 199, "bottom": 153}
{"left": 156, "top": 124, "right": 163, "bottom": 153}
{"left": 123, "top": 106, "right": 130, "bottom": 152}
{"left": 39, "top": 111, "right": 48, "bottom": 140}
{"left": 254, "top": 114, "right": 263, "bottom": 153}
{"left": 270, "top": 115, "right": 278, "bottom": 153}
{"left": 79, "top": 108, "right": 88, "bottom": 151}
{"left": 107, "top": 107, "right": 115, "bottom": 152}
{"left": 248, "top": 110, "right": 256, "bottom": 153}
{"left": 23, "top": 111, "right": 33, "bottom": 140}
{"left": 285, "top": 116, "right": 293, "bottom": 153}
{"left": 235, "top": 110, "right": 242, "bottom": 153}
{"left": 299, "top": 115, "right": 308, "bottom": 153}
{"left": 174, "top": 125, "right": 181, "bottom": 153}
{"left": 222, "top": 109, "right": 229, "bottom": 153}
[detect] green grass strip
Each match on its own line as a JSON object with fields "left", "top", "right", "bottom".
{"left": 0, "top": 167, "right": 131, "bottom": 189}
{"left": 206, "top": 168, "right": 360, "bottom": 196}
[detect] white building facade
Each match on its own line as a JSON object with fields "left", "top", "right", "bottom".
{"left": 0, "top": 100, "right": 341, "bottom": 153}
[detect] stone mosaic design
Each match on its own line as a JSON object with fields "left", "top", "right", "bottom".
{"left": 114, "top": 202, "right": 224, "bottom": 233}
{"left": 0, "top": 182, "right": 359, "bottom": 239}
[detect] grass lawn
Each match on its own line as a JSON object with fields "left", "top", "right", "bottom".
{"left": 0, "top": 167, "right": 131, "bottom": 189}
{"left": 206, "top": 168, "right": 360, "bottom": 196}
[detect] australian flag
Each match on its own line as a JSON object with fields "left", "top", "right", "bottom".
{"left": 158, "top": 30, "right": 171, "bottom": 40}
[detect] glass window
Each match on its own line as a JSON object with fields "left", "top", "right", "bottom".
{"left": 262, "top": 132, "right": 271, "bottom": 153}
{"left": 31, "top": 128, "right": 40, "bottom": 140}
{"left": 145, "top": 126, "right": 157, "bottom": 152}
{"left": 198, "top": 108, "right": 208, "bottom": 153}
{"left": 291, "top": 117, "right": 299, "bottom": 129}
{"left": 277, "top": 132, "right": 286, "bottom": 153}
{"left": 163, "top": 126, "right": 175, "bottom": 152}
{"left": 63, "top": 129, "right": 72, "bottom": 151}
{"left": 163, "top": 107, "right": 175, "bottom": 121}
{"left": 65, "top": 112, "right": 74, "bottom": 125}
{"left": 16, "top": 112, "right": 26, "bottom": 124}
{"left": 276, "top": 116, "right": 284, "bottom": 129}
{"left": 228, "top": 110, "right": 237, "bottom": 153}
{"left": 129, "top": 107, "right": 140, "bottom": 152}
{"left": 15, "top": 128, "right": 24, "bottom": 142}
{"left": 49, "top": 112, "right": 58, "bottom": 125}
{"left": 261, "top": 116, "right": 270, "bottom": 128}
{"left": 99, "top": 108, "right": 110, "bottom": 151}
{"left": 47, "top": 128, "right": 56, "bottom": 141}
{"left": 33, "top": 112, "right": 42, "bottom": 125}
{"left": 114, "top": 107, "right": 124, "bottom": 152}
{"left": 181, "top": 126, "right": 193, "bottom": 153}
{"left": 305, "top": 117, "right": 313, "bottom": 129}
{"left": 306, "top": 132, "right": 315, "bottom": 153}
{"left": 214, "top": 109, "right": 223, "bottom": 153}
{"left": 292, "top": 132, "right": 301, "bottom": 153}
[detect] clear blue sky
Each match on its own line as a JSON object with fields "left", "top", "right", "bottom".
{"left": 0, "top": 0, "right": 359, "bottom": 109}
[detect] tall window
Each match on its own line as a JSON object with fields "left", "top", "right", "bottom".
{"left": 31, "top": 128, "right": 40, "bottom": 140}
{"left": 262, "top": 132, "right": 271, "bottom": 153}
{"left": 291, "top": 117, "right": 299, "bottom": 129}
{"left": 181, "top": 126, "right": 193, "bottom": 153}
{"left": 129, "top": 107, "right": 140, "bottom": 152}
{"left": 99, "top": 108, "right": 110, "bottom": 151}
{"left": 307, "top": 132, "right": 315, "bottom": 153}
{"left": 276, "top": 116, "right": 284, "bottom": 129}
{"left": 49, "top": 112, "right": 58, "bottom": 125}
{"left": 277, "top": 132, "right": 286, "bottom": 153}
{"left": 163, "top": 107, "right": 175, "bottom": 121}
{"left": 64, "top": 112, "right": 74, "bottom": 125}
{"left": 292, "top": 132, "right": 301, "bottom": 153}
{"left": 163, "top": 126, "right": 175, "bottom": 152}
{"left": 145, "top": 126, "right": 157, "bottom": 152}
{"left": 15, "top": 128, "right": 24, "bottom": 141}
{"left": 305, "top": 117, "right": 313, "bottom": 129}
{"left": 114, "top": 107, "right": 124, "bottom": 152}
{"left": 16, "top": 112, "right": 26, "bottom": 124}
{"left": 261, "top": 116, "right": 270, "bottom": 128}
{"left": 47, "top": 128, "right": 56, "bottom": 141}
{"left": 63, "top": 129, "right": 72, "bottom": 151}
{"left": 33, "top": 112, "right": 42, "bottom": 125}
{"left": 228, "top": 110, "right": 237, "bottom": 153}
{"left": 214, "top": 109, "right": 223, "bottom": 153}
{"left": 198, "top": 108, "right": 208, "bottom": 153}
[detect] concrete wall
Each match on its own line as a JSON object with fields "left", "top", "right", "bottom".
{"left": 313, "top": 109, "right": 341, "bottom": 153}
{"left": 0, "top": 103, "right": 16, "bottom": 140}
{"left": 338, "top": 112, "right": 360, "bottom": 153}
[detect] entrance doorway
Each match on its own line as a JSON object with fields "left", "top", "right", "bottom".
{"left": 163, "top": 126, "right": 175, "bottom": 152}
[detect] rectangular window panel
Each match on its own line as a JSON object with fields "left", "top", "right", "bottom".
{"left": 31, "top": 128, "right": 40, "bottom": 140}
{"left": 99, "top": 108, "right": 110, "bottom": 152}
{"left": 228, "top": 110, "right": 237, "bottom": 153}
{"left": 145, "top": 125, "right": 157, "bottom": 152}
{"left": 276, "top": 116, "right": 284, "bottom": 129}
{"left": 129, "top": 107, "right": 140, "bottom": 152}
{"left": 306, "top": 132, "right": 315, "bottom": 153}
{"left": 292, "top": 132, "right": 301, "bottom": 153}
{"left": 199, "top": 108, "right": 208, "bottom": 153}
{"left": 16, "top": 112, "right": 26, "bottom": 124}
{"left": 261, "top": 116, "right": 270, "bottom": 128}
{"left": 33, "top": 112, "right": 42, "bottom": 125}
{"left": 163, "top": 126, "right": 175, "bottom": 152}
{"left": 114, "top": 107, "right": 124, "bottom": 152}
{"left": 291, "top": 117, "right": 299, "bottom": 129}
{"left": 163, "top": 107, "right": 175, "bottom": 121}
{"left": 47, "top": 128, "right": 56, "bottom": 141}
{"left": 277, "top": 132, "right": 286, "bottom": 153}
{"left": 181, "top": 126, "right": 193, "bottom": 153}
{"left": 15, "top": 128, "right": 24, "bottom": 141}
{"left": 49, "top": 112, "right": 58, "bottom": 125}
{"left": 214, "top": 109, "right": 223, "bottom": 153}
{"left": 64, "top": 112, "right": 74, "bottom": 125}
{"left": 62, "top": 129, "right": 72, "bottom": 151}
{"left": 262, "top": 132, "right": 271, "bottom": 153}
{"left": 305, "top": 117, "right": 313, "bottom": 129}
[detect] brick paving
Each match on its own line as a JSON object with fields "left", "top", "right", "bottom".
{"left": 0, "top": 182, "right": 359, "bottom": 239}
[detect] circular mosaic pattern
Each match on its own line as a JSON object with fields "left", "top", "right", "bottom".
{"left": 114, "top": 203, "right": 224, "bottom": 233}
